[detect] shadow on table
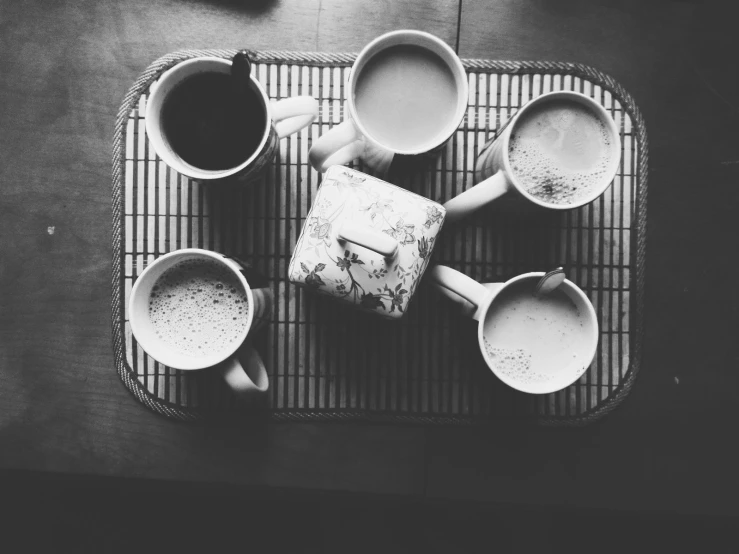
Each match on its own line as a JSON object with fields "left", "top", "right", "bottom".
{"left": 2, "top": 469, "right": 736, "bottom": 553}
{"left": 180, "top": 0, "right": 277, "bottom": 16}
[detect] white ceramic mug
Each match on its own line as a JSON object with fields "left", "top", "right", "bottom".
{"left": 427, "top": 265, "right": 599, "bottom": 394}
{"left": 308, "top": 30, "right": 468, "bottom": 174}
{"left": 146, "top": 56, "right": 318, "bottom": 182}
{"left": 443, "top": 91, "right": 621, "bottom": 223}
{"left": 129, "top": 249, "right": 272, "bottom": 398}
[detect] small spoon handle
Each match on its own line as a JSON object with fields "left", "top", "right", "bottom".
{"left": 535, "top": 267, "right": 566, "bottom": 296}
{"left": 231, "top": 50, "right": 253, "bottom": 94}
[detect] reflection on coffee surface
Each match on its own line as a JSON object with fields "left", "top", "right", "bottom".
{"left": 354, "top": 44, "right": 458, "bottom": 151}
{"left": 161, "top": 72, "right": 266, "bottom": 170}
{"left": 508, "top": 99, "right": 614, "bottom": 205}
{"left": 482, "top": 279, "right": 590, "bottom": 386}
{"left": 149, "top": 259, "right": 249, "bottom": 357}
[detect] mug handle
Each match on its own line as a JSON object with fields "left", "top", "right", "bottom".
{"left": 272, "top": 96, "right": 319, "bottom": 138}
{"left": 443, "top": 170, "right": 512, "bottom": 224}
{"left": 308, "top": 120, "right": 365, "bottom": 172}
{"left": 427, "top": 265, "right": 498, "bottom": 321}
{"left": 337, "top": 220, "right": 398, "bottom": 258}
{"left": 218, "top": 340, "right": 269, "bottom": 399}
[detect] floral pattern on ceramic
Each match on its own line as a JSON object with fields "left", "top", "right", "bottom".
{"left": 288, "top": 166, "right": 446, "bottom": 319}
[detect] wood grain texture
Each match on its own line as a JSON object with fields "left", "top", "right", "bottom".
{"left": 425, "top": 0, "right": 739, "bottom": 516}
{"left": 0, "top": 0, "right": 463, "bottom": 495}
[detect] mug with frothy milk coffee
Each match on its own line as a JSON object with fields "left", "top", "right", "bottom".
{"left": 428, "top": 265, "right": 599, "bottom": 394}
{"left": 129, "top": 249, "right": 272, "bottom": 399}
{"left": 308, "top": 30, "right": 468, "bottom": 174}
{"left": 443, "top": 91, "right": 621, "bottom": 223}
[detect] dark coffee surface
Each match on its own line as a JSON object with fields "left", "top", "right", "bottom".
{"left": 161, "top": 72, "right": 266, "bottom": 170}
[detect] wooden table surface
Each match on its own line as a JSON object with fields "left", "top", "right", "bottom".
{"left": 1, "top": 0, "right": 738, "bottom": 518}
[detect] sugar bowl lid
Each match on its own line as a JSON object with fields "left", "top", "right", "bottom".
{"left": 288, "top": 166, "right": 446, "bottom": 318}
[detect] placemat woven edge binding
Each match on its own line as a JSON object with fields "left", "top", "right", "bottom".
{"left": 111, "top": 49, "right": 648, "bottom": 426}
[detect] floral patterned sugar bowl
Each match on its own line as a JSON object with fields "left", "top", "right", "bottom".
{"left": 288, "top": 166, "right": 446, "bottom": 319}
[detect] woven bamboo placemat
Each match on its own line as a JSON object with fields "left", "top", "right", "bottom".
{"left": 112, "top": 49, "right": 647, "bottom": 425}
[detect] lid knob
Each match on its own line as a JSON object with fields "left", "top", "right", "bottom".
{"left": 337, "top": 221, "right": 398, "bottom": 259}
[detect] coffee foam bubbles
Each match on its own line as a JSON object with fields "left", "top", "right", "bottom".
{"left": 483, "top": 339, "right": 555, "bottom": 385}
{"left": 148, "top": 258, "right": 249, "bottom": 357}
{"left": 508, "top": 99, "right": 614, "bottom": 206}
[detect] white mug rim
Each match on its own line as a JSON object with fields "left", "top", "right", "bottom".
{"left": 475, "top": 272, "right": 599, "bottom": 394}
{"left": 346, "top": 29, "right": 469, "bottom": 156}
{"left": 144, "top": 57, "right": 273, "bottom": 181}
{"left": 498, "top": 90, "right": 622, "bottom": 210}
{"left": 129, "top": 248, "right": 256, "bottom": 371}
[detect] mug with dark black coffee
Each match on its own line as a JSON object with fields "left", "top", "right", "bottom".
{"left": 146, "top": 56, "right": 318, "bottom": 182}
